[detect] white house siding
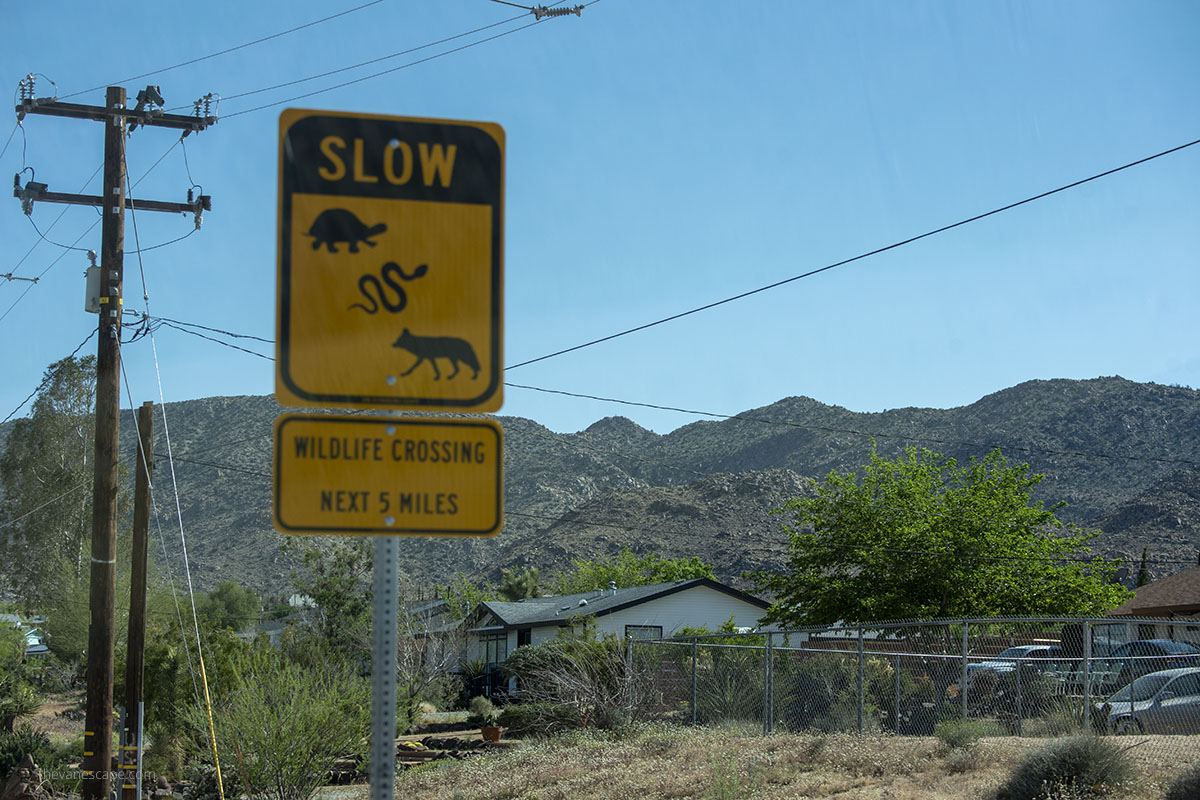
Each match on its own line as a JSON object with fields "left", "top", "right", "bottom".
{"left": 593, "top": 585, "right": 767, "bottom": 640}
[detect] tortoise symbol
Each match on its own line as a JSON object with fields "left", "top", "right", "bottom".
{"left": 306, "top": 208, "right": 387, "bottom": 253}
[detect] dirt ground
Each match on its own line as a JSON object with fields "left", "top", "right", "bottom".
{"left": 29, "top": 692, "right": 85, "bottom": 743}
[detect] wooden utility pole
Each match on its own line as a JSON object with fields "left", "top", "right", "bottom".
{"left": 83, "top": 86, "right": 127, "bottom": 800}
{"left": 122, "top": 401, "right": 153, "bottom": 800}
{"left": 14, "top": 81, "right": 215, "bottom": 800}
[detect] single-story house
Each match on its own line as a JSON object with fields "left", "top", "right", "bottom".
{"left": 0, "top": 613, "right": 50, "bottom": 656}
{"left": 459, "top": 577, "right": 772, "bottom": 693}
{"left": 1107, "top": 564, "right": 1200, "bottom": 645}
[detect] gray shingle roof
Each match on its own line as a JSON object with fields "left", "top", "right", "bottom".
{"left": 472, "top": 578, "right": 769, "bottom": 630}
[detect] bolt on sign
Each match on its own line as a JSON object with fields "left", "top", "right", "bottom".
{"left": 276, "top": 109, "right": 503, "bottom": 411}
{"left": 273, "top": 414, "right": 503, "bottom": 536}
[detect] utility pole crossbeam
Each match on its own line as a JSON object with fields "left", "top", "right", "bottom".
{"left": 15, "top": 97, "right": 217, "bottom": 132}
{"left": 12, "top": 185, "right": 211, "bottom": 217}
{"left": 15, "top": 85, "right": 215, "bottom": 800}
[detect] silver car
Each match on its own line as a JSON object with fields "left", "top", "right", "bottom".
{"left": 1096, "top": 667, "right": 1200, "bottom": 734}
{"left": 965, "top": 645, "right": 1065, "bottom": 689}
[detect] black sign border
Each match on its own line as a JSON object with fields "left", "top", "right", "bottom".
{"left": 273, "top": 413, "right": 503, "bottom": 536}
{"left": 278, "top": 109, "right": 503, "bottom": 409}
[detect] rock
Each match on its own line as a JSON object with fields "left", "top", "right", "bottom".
{"left": 1, "top": 754, "right": 49, "bottom": 800}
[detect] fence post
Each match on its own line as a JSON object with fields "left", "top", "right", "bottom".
{"left": 857, "top": 626, "right": 865, "bottom": 735}
{"left": 1082, "top": 620, "right": 1092, "bottom": 731}
{"left": 626, "top": 636, "right": 634, "bottom": 720}
{"left": 961, "top": 622, "right": 969, "bottom": 722}
{"left": 1015, "top": 654, "right": 1023, "bottom": 737}
{"left": 763, "top": 632, "right": 773, "bottom": 735}
{"left": 893, "top": 653, "right": 901, "bottom": 735}
{"left": 691, "top": 636, "right": 698, "bottom": 726}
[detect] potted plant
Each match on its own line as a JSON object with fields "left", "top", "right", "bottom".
{"left": 468, "top": 696, "right": 503, "bottom": 742}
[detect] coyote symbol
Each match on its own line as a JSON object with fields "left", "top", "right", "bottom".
{"left": 393, "top": 329, "right": 480, "bottom": 380}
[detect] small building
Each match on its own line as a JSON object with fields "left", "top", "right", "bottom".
{"left": 460, "top": 578, "right": 772, "bottom": 695}
{"left": 1107, "top": 565, "right": 1200, "bottom": 645}
{"left": 0, "top": 613, "right": 50, "bottom": 656}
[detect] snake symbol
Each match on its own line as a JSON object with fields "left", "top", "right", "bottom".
{"left": 348, "top": 262, "right": 429, "bottom": 314}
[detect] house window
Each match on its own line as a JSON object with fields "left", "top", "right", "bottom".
{"left": 625, "top": 625, "right": 663, "bottom": 640}
{"left": 517, "top": 628, "right": 531, "bottom": 647}
{"left": 1138, "top": 624, "right": 1156, "bottom": 641}
{"left": 481, "top": 632, "right": 508, "bottom": 667}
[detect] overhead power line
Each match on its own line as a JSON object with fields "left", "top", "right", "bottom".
{"left": 207, "top": 11, "right": 528, "bottom": 109}
{"left": 129, "top": 312, "right": 1200, "bottom": 471}
{"left": 59, "top": 0, "right": 389, "bottom": 100}
{"left": 222, "top": 18, "right": 544, "bottom": 119}
{"left": 507, "top": 136, "right": 1200, "bottom": 370}
{"left": 506, "top": 383, "right": 1200, "bottom": 468}
{"left": 1, "top": 329, "right": 99, "bottom": 424}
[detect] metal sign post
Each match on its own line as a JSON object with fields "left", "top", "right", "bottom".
{"left": 370, "top": 537, "right": 399, "bottom": 800}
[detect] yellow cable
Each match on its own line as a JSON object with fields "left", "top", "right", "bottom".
{"left": 194, "top": 637, "right": 225, "bottom": 800}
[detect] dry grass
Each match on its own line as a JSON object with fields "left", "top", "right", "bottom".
{"left": 27, "top": 691, "right": 85, "bottom": 744}
{"left": 312, "top": 725, "right": 1197, "bottom": 800}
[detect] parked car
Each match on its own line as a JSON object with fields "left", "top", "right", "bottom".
{"left": 1088, "top": 640, "right": 1200, "bottom": 692}
{"left": 965, "top": 645, "right": 1065, "bottom": 689}
{"left": 1096, "top": 667, "right": 1200, "bottom": 734}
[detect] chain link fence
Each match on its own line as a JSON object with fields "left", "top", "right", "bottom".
{"left": 628, "top": 617, "right": 1200, "bottom": 759}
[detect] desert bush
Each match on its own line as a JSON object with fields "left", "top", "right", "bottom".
{"left": 466, "top": 695, "right": 496, "bottom": 725}
{"left": 945, "top": 745, "right": 980, "bottom": 774}
{"left": 935, "top": 718, "right": 990, "bottom": 751}
{"left": 1021, "top": 701, "right": 1085, "bottom": 738}
{"left": 991, "top": 735, "right": 1132, "bottom": 800}
{"left": 774, "top": 652, "right": 894, "bottom": 733}
{"left": 1165, "top": 762, "right": 1200, "bottom": 800}
{"left": 501, "top": 634, "right": 635, "bottom": 731}
{"left": 695, "top": 644, "right": 763, "bottom": 726}
{"left": 0, "top": 723, "right": 72, "bottom": 786}
{"left": 706, "top": 754, "right": 762, "bottom": 800}
{"left": 185, "top": 646, "right": 370, "bottom": 800}
{"left": 496, "top": 701, "right": 584, "bottom": 738}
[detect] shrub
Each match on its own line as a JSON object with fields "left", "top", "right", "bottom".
{"left": 186, "top": 647, "right": 370, "bottom": 800}
{"left": 1021, "top": 702, "right": 1085, "bottom": 739}
{"left": 496, "top": 701, "right": 583, "bottom": 738}
{"left": 706, "top": 754, "right": 761, "bottom": 800}
{"left": 991, "top": 735, "right": 1133, "bottom": 800}
{"left": 935, "top": 718, "right": 989, "bottom": 752}
{"left": 501, "top": 636, "right": 633, "bottom": 731}
{"left": 0, "top": 723, "right": 67, "bottom": 785}
{"left": 773, "top": 653, "right": 894, "bottom": 733}
{"left": 945, "top": 745, "right": 980, "bottom": 774}
{"left": 1166, "top": 762, "right": 1200, "bottom": 800}
{"left": 466, "top": 696, "right": 496, "bottom": 725}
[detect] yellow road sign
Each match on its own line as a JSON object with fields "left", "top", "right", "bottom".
{"left": 272, "top": 413, "right": 503, "bottom": 536}
{"left": 277, "top": 109, "right": 503, "bottom": 410}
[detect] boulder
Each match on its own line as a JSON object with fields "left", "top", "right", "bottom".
{"left": 1, "top": 754, "right": 50, "bottom": 800}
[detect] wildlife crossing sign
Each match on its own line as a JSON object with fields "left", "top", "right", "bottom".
{"left": 276, "top": 108, "right": 504, "bottom": 411}
{"left": 273, "top": 414, "right": 502, "bottom": 536}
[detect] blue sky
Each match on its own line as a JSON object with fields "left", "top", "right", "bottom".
{"left": 2, "top": 1, "right": 1196, "bottom": 434}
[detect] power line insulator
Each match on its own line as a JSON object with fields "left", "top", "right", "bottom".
{"left": 532, "top": 5, "right": 583, "bottom": 19}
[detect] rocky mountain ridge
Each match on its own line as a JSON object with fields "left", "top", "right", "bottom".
{"left": 5, "top": 376, "right": 1198, "bottom": 595}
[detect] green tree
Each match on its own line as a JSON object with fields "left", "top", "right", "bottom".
{"left": 198, "top": 580, "right": 261, "bottom": 632}
{"left": 1135, "top": 547, "right": 1151, "bottom": 587}
{"left": 0, "top": 356, "right": 106, "bottom": 603}
{"left": 286, "top": 539, "right": 372, "bottom": 655}
{"left": 438, "top": 573, "right": 493, "bottom": 621}
{"left": 551, "top": 548, "right": 715, "bottom": 595}
{"left": 498, "top": 565, "right": 541, "bottom": 600}
{"left": 754, "top": 447, "right": 1131, "bottom": 627}
{"left": 0, "top": 624, "right": 39, "bottom": 733}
